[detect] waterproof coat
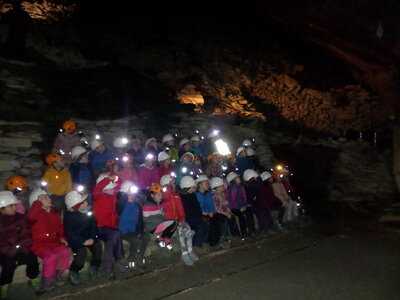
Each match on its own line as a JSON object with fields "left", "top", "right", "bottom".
{"left": 92, "top": 177, "right": 120, "bottom": 228}
{"left": 53, "top": 133, "right": 83, "bottom": 159}
{"left": 142, "top": 195, "right": 164, "bottom": 232}
{"left": 179, "top": 190, "right": 203, "bottom": 220}
{"left": 195, "top": 190, "right": 216, "bottom": 213}
{"left": 212, "top": 190, "right": 230, "bottom": 217}
{"left": 158, "top": 165, "right": 174, "bottom": 178}
{"left": 245, "top": 177, "right": 263, "bottom": 207}
{"left": 258, "top": 182, "right": 282, "bottom": 211}
{"left": 89, "top": 149, "right": 114, "bottom": 175}
{"left": 226, "top": 182, "right": 247, "bottom": 210}
{"left": 27, "top": 201, "right": 66, "bottom": 257}
{"left": 162, "top": 185, "right": 186, "bottom": 221}
{"left": 0, "top": 213, "right": 32, "bottom": 258}
{"left": 70, "top": 162, "right": 92, "bottom": 186}
{"left": 116, "top": 192, "right": 143, "bottom": 236}
{"left": 42, "top": 167, "right": 72, "bottom": 196}
{"left": 236, "top": 157, "right": 253, "bottom": 176}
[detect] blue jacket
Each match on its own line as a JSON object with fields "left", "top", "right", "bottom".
{"left": 190, "top": 145, "right": 203, "bottom": 157}
{"left": 195, "top": 190, "right": 216, "bottom": 213}
{"left": 89, "top": 149, "right": 114, "bottom": 174}
{"left": 70, "top": 162, "right": 92, "bottom": 186}
{"left": 118, "top": 202, "right": 143, "bottom": 236}
{"left": 236, "top": 157, "right": 253, "bottom": 176}
{"left": 64, "top": 210, "right": 98, "bottom": 248}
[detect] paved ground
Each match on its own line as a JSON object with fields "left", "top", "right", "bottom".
{"left": 38, "top": 226, "right": 400, "bottom": 300}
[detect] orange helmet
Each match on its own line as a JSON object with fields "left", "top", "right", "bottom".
{"left": 45, "top": 153, "right": 61, "bottom": 165}
{"left": 62, "top": 120, "right": 76, "bottom": 133}
{"left": 6, "top": 175, "right": 28, "bottom": 191}
{"left": 193, "top": 154, "right": 201, "bottom": 161}
{"left": 226, "top": 154, "right": 234, "bottom": 160}
{"left": 207, "top": 152, "right": 218, "bottom": 161}
{"left": 149, "top": 183, "right": 163, "bottom": 193}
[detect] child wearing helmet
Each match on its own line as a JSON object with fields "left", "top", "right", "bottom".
{"left": 205, "top": 153, "right": 223, "bottom": 178}
{"left": 177, "top": 176, "right": 208, "bottom": 248}
{"left": 145, "top": 138, "right": 161, "bottom": 158}
{"left": 89, "top": 139, "right": 114, "bottom": 179}
{"left": 236, "top": 147, "right": 252, "bottom": 176}
{"left": 162, "top": 134, "right": 179, "bottom": 165}
{"left": 70, "top": 146, "right": 92, "bottom": 197}
{"left": 161, "top": 175, "right": 199, "bottom": 266}
{"left": 42, "top": 153, "right": 72, "bottom": 215}
{"left": 5, "top": 175, "right": 29, "bottom": 214}
{"left": 210, "top": 177, "right": 239, "bottom": 244}
{"left": 178, "top": 138, "right": 192, "bottom": 159}
{"left": 93, "top": 174, "right": 127, "bottom": 280}
{"left": 158, "top": 151, "right": 174, "bottom": 178}
{"left": 64, "top": 191, "right": 102, "bottom": 285}
{"left": 226, "top": 172, "right": 255, "bottom": 238}
{"left": 190, "top": 135, "right": 203, "bottom": 158}
{"left": 52, "top": 120, "right": 84, "bottom": 165}
{"left": 243, "top": 169, "right": 275, "bottom": 235}
{"left": 27, "top": 189, "right": 71, "bottom": 291}
{"left": 0, "top": 191, "right": 43, "bottom": 298}
{"left": 175, "top": 152, "right": 195, "bottom": 186}
{"left": 271, "top": 175, "right": 299, "bottom": 223}
{"left": 192, "top": 155, "right": 204, "bottom": 177}
{"left": 127, "top": 138, "right": 144, "bottom": 167}
{"left": 137, "top": 153, "right": 160, "bottom": 189}
{"left": 143, "top": 184, "right": 177, "bottom": 250}
{"left": 116, "top": 181, "right": 149, "bottom": 269}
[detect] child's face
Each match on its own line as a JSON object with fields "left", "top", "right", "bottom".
{"left": 77, "top": 200, "right": 88, "bottom": 211}
{"left": 145, "top": 159, "right": 154, "bottom": 168}
{"left": 194, "top": 160, "right": 201, "bottom": 167}
{"left": 131, "top": 140, "right": 140, "bottom": 149}
{"left": 216, "top": 185, "right": 225, "bottom": 193}
{"left": 183, "top": 143, "right": 191, "bottom": 152}
{"left": 54, "top": 157, "right": 65, "bottom": 168}
{"left": 1, "top": 204, "right": 16, "bottom": 215}
{"left": 166, "top": 140, "right": 174, "bottom": 147}
{"left": 38, "top": 194, "right": 52, "bottom": 209}
{"left": 182, "top": 155, "right": 191, "bottom": 163}
{"left": 163, "top": 158, "right": 171, "bottom": 166}
{"left": 152, "top": 192, "right": 162, "bottom": 203}
{"left": 234, "top": 177, "right": 241, "bottom": 184}
{"left": 192, "top": 141, "right": 200, "bottom": 147}
{"left": 188, "top": 186, "right": 196, "bottom": 194}
{"left": 239, "top": 150, "right": 247, "bottom": 157}
{"left": 199, "top": 181, "right": 210, "bottom": 191}
{"left": 80, "top": 154, "right": 89, "bottom": 164}
{"left": 112, "top": 164, "right": 120, "bottom": 173}
{"left": 96, "top": 144, "right": 105, "bottom": 153}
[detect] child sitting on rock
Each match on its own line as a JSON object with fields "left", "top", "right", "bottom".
{"left": 127, "top": 138, "right": 144, "bottom": 168}
{"left": 64, "top": 191, "right": 102, "bottom": 285}
{"left": 116, "top": 181, "right": 149, "bottom": 269}
{"left": 27, "top": 189, "right": 71, "bottom": 291}
{"left": 138, "top": 153, "right": 160, "bottom": 189}
{"left": 158, "top": 151, "right": 173, "bottom": 178}
{"left": 162, "top": 134, "right": 179, "bottom": 165}
{"left": 143, "top": 184, "right": 177, "bottom": 250}
{"left": 0, "top": 191, "right": 43, "bottom": 298}
{"left": 176, "top": 152, "right": 195, "bottom": 186}
{"left": 161, "top": 175, "right": 199, "bottom": 266}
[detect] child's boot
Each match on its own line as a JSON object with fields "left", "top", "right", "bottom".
{"left": 89, "top": 266, "right": 99, "bottom": 280}
{"left": 69, "top": 271, "right": 81, "bottom": 285}
{"left": 55, "top": 270, "right": 66, "bottom": 287}
{"left": 28, "top": 277, "right": 44, "bottom": 295}
{"left": 41, "top": 276, "right": 55, "bottom": 292}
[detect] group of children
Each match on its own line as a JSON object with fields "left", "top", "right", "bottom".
{"left": 0, "top": 120, "right": 300, "bottom": 298}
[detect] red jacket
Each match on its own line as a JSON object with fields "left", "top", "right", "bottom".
{"left": 27, "top": 201, "right": 66, "bottom": 258}
{"left": 137, "top": 165, "right": 160, "bottom": 189}
{"left": 158, "top": 165, "right": 173, "bottom": 178}
{"left": 0, "top": 213, "right": 32, "bottom": 258}
{"left": 162, "top": 185, "right": 186, "bottom": 221}
{"left": 93, "top": 177, "right": 120, "bottom": 228}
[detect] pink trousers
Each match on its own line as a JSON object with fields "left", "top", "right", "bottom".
{"left": 41, "top": 246, "right": 71, "bottom": 278}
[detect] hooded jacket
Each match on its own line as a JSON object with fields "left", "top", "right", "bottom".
{"left": 53, "top": 132, "right": 83, "bottom": 160}
{"left": 0, "top": 213, "right": 32, "bottom": 258}
{"left": 195, "top": 190, "right": 216, "bottom": 213}
{"left": 178, "top": 189, "right": 203, "bottom": 220}
{"left": 92, "top": 176, "right": 121, "bottom": 228}
{"left": 162, "top": 185, "right": 186, "bottom": 221}
{"left": 142, "top": 195, "right": 164, "bottom": 232}
{"left": 27, "top": 201, "right": 66, "bottom": 257}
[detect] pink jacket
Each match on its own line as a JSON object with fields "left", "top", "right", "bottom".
{"left": 271, "top": 182, "right": 291, "bottom": 203}
{"left": 120, "top": 167, "right": 139, "bottom": 183}
{"left": 53, "top": 133, "right": 83, "bottom": 161}
{"left": 137, "top": 164, "right": 160, "bottom": 189}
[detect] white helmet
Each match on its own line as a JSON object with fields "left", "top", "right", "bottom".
{"left": 196, "top": 175, "right": 210, "bottom": 184}
{"left": 113, "top": 137, "right": 129, "bottom": 148}
{"left": 180, "top": 176, "right": 196, "bottom": 189}
{"left": 90, "top": 139, "right": 101, "bottom": 151}
{"left": 191, "top": 135, "right": 200, "bottom": 142}
{"left": 179, "top": 138, "right": 190, "bottom": 147}
{"left": 145, "top": 137, "right": 157, "bottom": 148}
{"left": 246, "top": 148, "right": 255, "bottom": 156}
{"left": 243, "top": 169, "right": 258, "bottom": 182}
{"left": 242, "top": 139, "right": 252, "bottom": 147}
{"left": 96, "top": 174, "right": 117, "bottom": 190}
{"left": 29, "top": 189, "right": 48, "bottom": 207}
{"left": 227, "top": 172, "right": 239, "bottom": 184}
{"left": 71, "top": 146, "right": 87, "bottom": 159}
{"left": 180, "top": 152, "right": 194, "bottom": 163}
{"left": 210, "top": 177, "right": 224, "bottom": 189}
{"left": 208, "top": 130, "right": 219, "bottom": 139}
{"left": 0, "top": 191, "right": 20, "bottom": 208}
{"left": 160, "top": 175, "right": 173, "bottom": 186}
{"left": 158, "top": 151, "right": 171, "bottom": 162}
{"left": 65, "top": 191, "right": 88, "bottom": 210}
{"left": 162, "top": 134, "right": 174, "bottom": 143}
{"left": 236, "top": 146, "right": 246, "bottom": 156}
{"left": 120, "top": 181, "right": 138, "bottom": 194}
{"left": 260, "top": 171, "right": 272, "bottom": 182}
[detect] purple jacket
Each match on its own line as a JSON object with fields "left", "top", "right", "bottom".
{"left": 227, "top": 182, "right": 247, "bottom": 210}
{"left": 0, "top": 213, "right": 32, "bottom": 258}
{"left": 137, "top": 164, "right": 160, "bottom": 189}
